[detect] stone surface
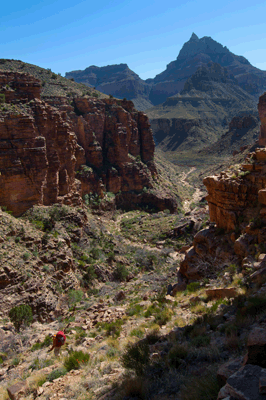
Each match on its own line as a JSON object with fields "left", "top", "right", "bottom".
{"left": 217, "top": 358, "right": 243, "bottom": 387}
{"left": 0, "top": 70, "right": 176, "bottom": 214}
{"left": 7, "top": 381, "right": 28, "bottom": 400}
{"left": 205, "top": 287, "right": 238, "bottom": 300}
{"left": 203, "top": 148, "right": 266, "bottom": 231}
{"left": 244, "top": 327, "right": 266, "bottom": 368}
{"left": 219, "top": 364, "right": 266, "bottom": 400}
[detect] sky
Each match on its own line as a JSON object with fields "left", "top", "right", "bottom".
{"left": 1, "top": 0, "right": 266, "bottom": 80}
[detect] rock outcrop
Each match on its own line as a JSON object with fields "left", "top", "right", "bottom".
{"left": 178, "top": 92, "right": 266, "bottom": 281}
{"left": 0, "top": 71, "right": 175, "bottom": 215}
{"left": 65, "top": 64, "right": 152, "bottom": 111}
{"left": 258, "top": 92, "right": 266, "bottom": 146}
{"left": 203, "top": 147, "right": 266, "bottom": 231}
{"left": 0, "top": 73, "right": 83, "bottom": 216}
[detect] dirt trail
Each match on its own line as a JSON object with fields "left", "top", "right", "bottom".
{"left": 180, "top": 167, "right": 205, "bottom": 213}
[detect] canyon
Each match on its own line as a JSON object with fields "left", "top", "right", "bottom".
{"left": 0, "top": 71, "right": 176, "bottom": 216}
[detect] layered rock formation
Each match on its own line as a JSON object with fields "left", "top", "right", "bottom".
{"left": 178, "top": 93, "right": 266, "bottom": 282}
{"left": 0, "top": 71, "right": 172, "bottom": 216}
{"left": 65, "top": 64, "right": 152, "bottom": 111}
{"left": 148, "top": 63, "right": 256, "bottom": 152}
{"left": 203, "top": 147, "right": 266, "bottom": 231}
{"left": 0, "top": 72, "right": 83, "bottom": 216}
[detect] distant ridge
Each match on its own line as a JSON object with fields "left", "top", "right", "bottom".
{"left": 65, "top": 34, "right": 266, "bottom": 108}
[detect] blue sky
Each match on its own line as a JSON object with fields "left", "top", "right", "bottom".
{"left": 1, "top": 0, "right": 266, "bottom": 79}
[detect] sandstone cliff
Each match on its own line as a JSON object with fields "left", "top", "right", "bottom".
{"left": 0, "top": 72, "right": 83, "bottom": 216}
{"left": 0, "top": 71, "right": 175, "bottom": 216}
{"left": 179, "top": 93, "right": 266, "bottom": 282}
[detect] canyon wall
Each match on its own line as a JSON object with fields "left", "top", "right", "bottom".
{"left": 0, "top": 71, "right": 167, "bottom": 215}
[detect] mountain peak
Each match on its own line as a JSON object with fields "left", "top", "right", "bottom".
{"left": 177, "top": 34, "right": 229, "bottom": 60}
{"left": 190, "top": 32, "right": 199, "bottom": 41}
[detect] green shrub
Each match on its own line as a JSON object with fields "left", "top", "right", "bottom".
{"left": 12, "top": 357, "right": 20, "bottom": 366}
{"left": 113, "top": 264, "right": 129, "bottom": 282}
{"left": 68, "top": 289, "right": 83, "bottom": 306}
{"left": 121, "top": 340, "right": 150, "bottom": 376}
{"left": 178, "top": 369, "right": 220, "bottom": 400}
{"left": 47, "top": 367, "right": 67, "bottom": 381}
{"left": 167, "top": 344, "right": 188, "bottom": 369}
{"left": 0, "top": 94, "right": 5, "bottom": 103}
{"left": 187, "top": 282, "right": 201, "bottom": 293}
{"left": 82, "top": 265, "right": 97, "bottom": 285}
{"left": 97, "top": 319, "right": 124, "bottom": 338}
{"left": 130, "top": 328, "right": 145, "bottom": 338}
{"left": 22, "top": 252, "right": 30, "bottom": 261}
{"left": 127, "top": 304, "right": 143, "bottom": 317}
{"left": 191, "top": 335, "right": 210, "bottom": 347}
{"left": 9, "top": 304, "right": 33, "bottom": 332}
{"left": 154, "top": 307, "right": 173, "bottom": 326}
{"left": 64, "top": 350, "right": 90, "bottom": 372}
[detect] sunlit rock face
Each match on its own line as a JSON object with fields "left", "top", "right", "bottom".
{"left": 0, "top": 71, "right": 170, "bottom": 215}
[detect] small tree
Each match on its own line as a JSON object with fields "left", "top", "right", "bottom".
{"left": 9, "top": 304, "right": 33, "bottom": 332}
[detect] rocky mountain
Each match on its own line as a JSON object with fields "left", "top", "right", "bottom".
{"left": 65, "top": 34, "right": 266, "bottom": 108}
{"left": 65, "top": 64, "right": 153, "bottom": 111}
{"left": 147, "top": 63, "right": 257, "bottom": 153}
{"left": 1, "top": 93, "right": 266, "bottom": 400}
{"left": 148, "top": 33, "right": 266, "bottom": 105}
{"left": 0, "top": 70, "right": 177, "bottom": 216}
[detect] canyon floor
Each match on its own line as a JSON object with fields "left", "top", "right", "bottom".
{"left": 1, "top": 157, "right": 266, "bottom": 400}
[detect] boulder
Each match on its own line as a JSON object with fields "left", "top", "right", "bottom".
{"left": 218, "top": 364, "right": 266, "bottom": 400}
{"left": 206, "top": 287, "right": 238, "bottom": 300}
{"left": 244, "top": 327, "right": 266, "bottom": 368}
{"left": 217, "top": 357, "right": 243, "bottom": 386}
{"left": 7, "top": 381, "right": 28, "bottom": 400}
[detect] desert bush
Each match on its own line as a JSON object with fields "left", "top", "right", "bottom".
{"left": 31, "top": 335, "right": 52, "bottom": 351}
{"left": 178, "top": 368, "right": 220, "bottom": 400}
{"left": 68, "top": 289, "right": 83, "bottom": 306}
{"left": 121, "top": 340, "right": 150, "bottom": 376}
{"left": 47, "top": 367, "right": 67, "bottom": 381}
{"left": 9, "top": 304, "right": 33, "bottom": 332}
{"left": 191, "top": 335, "right": 210, "bottom": 347}
{"left": 167, "top": 344, "right": 188, "bottom": 368}
{"left": 64, "top": 350, "right": 90, "bottom": 371}
{"left": 130, "top": 327, "right": 145, "bottom": 338}
{"left": 127, "top": 303, "right": 144, "bottom": 317}
{"left": 154, "top": 307, "right": 173, "bottom": 326}
{"left": 82, "top": 265, "right": 97, "bottom": 285}
{"left": 113, "top": 264, "right": 129, "bottom": 281}
{"left": 97, "top": 319, "right": 124, "bottom": 338}
{"left": 187, "top": 282, "right": 201, "bottom": 293}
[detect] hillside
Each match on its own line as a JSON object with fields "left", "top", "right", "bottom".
{"left": 65, "top": 64, "right": 153, "bottom": 111}
{"left": 0, "top": 59, "right": 106, "bottom": 99}
{"left": 1, "top": 147, "right": 266, "bottom": 400}
{"left": 1, "top": 59, "right": 266, "bottom": 400}
{"left": 147, "top": 63, "right": 257, "bottom": 155}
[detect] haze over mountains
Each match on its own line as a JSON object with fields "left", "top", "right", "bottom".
{"left": 65, "top": 33, "right": 266, "bottom": 109}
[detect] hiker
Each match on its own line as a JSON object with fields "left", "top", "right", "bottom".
{"left": 48, "top": 331, "right": 66, "bottom": 356}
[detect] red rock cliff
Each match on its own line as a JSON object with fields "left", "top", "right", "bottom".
{"left": 0, "top": 71, "right": 167, "bottom": 215}
{"left": 0, "top": 72, "right": 83, "bottom": 215}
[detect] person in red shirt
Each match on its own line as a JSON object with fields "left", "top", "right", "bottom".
{"left": 48, "top": 331, "right": 66, "bottom": 356}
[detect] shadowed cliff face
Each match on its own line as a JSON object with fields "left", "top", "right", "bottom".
{"left": 0, "top": 71, "right": 167, "bottom": 216}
